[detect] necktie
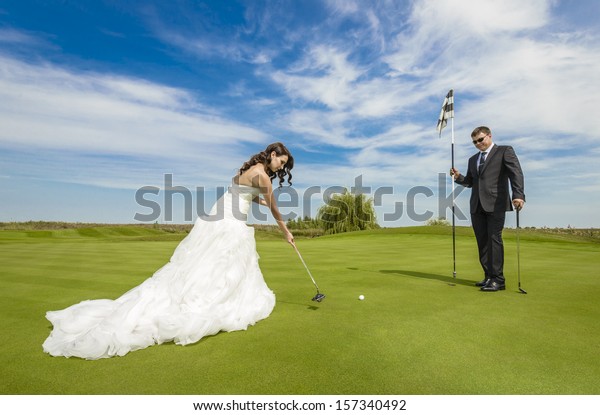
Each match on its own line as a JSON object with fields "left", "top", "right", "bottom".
{"left": 478, "top": 151, "right": 487, "bottom": 174}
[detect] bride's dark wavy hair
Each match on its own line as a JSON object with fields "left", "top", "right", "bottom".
{"left": 239, "top": 142, "right": 294, "bottom": 188}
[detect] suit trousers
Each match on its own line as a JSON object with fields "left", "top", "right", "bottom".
{"left": 471, "top": 201, "right": 506, "bottom": 282}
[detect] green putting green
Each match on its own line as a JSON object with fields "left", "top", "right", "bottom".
{"left": 1, "top": 226, "right": 598, "bottom": 394}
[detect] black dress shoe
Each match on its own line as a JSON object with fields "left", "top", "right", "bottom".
{"left": 481, "top": 280, "right": 505, "bottom": 292}
{"left": 475, "top": 278, "right": 491, "bottom": 287}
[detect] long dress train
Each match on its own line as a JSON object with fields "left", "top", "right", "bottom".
{"left": 42, "top": 185, "right": 275, "bottom": 360}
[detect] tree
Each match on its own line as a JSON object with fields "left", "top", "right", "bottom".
{"left": 287, "top": 215, "right": 321, "bottom": 230}
{"left": 317, "top": 189, "right": 379, "bottom": 234}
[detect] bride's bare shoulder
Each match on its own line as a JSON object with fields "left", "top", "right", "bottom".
{"left": 236, "top": 164, "right": 268, "bottom": 187}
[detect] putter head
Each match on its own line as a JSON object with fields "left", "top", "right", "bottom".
{"left": 519, "top": 288, "right": 528, "bottom": 294}
{"left": 312, "top": 293, "right": 326, "bottom": 302}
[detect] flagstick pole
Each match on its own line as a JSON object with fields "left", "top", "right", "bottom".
{"left": 451, "top": 115, "right": 456, "bottom": 279}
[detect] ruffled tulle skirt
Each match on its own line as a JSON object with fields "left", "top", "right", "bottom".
{"left": 42, "top": 195, "right": 275, "bottom": 360}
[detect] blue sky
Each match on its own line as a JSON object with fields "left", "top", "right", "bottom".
{"left": 1, "top": 0, "right": 599, "bottom": 227}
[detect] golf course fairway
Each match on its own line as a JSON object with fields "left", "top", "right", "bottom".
{"left": 1, "top": 225, "right": 598, "bottom": 394}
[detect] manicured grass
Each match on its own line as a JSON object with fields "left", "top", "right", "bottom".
{"left": 1, "top": 226, "right": 599, "bottom": 394}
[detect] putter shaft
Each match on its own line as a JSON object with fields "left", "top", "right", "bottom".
{"left": 516, "top": 209, "right": 527, "bottom": 294}
{"left": 293, "top": 244, "right": 320, "bottom": 292}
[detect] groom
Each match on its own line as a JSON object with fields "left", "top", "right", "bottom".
{"left": 450, "top": 126, "right": 525, "bottom": 292}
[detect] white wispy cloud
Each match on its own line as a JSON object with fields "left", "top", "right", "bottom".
{"left": 0, "top": 27, "right": 51, "bottom": 46}
{"left": 0, "top": 55, "right": 269, "bottom": 188}
{"left": 268, "top": 0, "right": 600, "bottom": 159}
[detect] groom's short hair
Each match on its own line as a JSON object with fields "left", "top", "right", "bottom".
{"left": 471, "top": 126, "right": 491, "bottom": 138}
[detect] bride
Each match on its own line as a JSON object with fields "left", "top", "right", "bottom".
{"left": 43, "top": 142, "right": 295, "bottom": 360}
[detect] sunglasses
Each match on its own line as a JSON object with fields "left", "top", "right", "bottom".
{"left": 472, "top": 134, "right": 488, "bottom": 144}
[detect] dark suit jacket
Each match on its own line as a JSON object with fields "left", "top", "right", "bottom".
{"left": 456, "top": 145, "right": 525, "bottom": 213}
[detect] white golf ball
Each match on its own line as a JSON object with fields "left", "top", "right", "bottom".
{"left": 358, "top": 295, "right": 365, "bottom": 301}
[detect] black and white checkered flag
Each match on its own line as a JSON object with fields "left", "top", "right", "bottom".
{"left": 436, "top": 89, "right": 454, "bottom": 137}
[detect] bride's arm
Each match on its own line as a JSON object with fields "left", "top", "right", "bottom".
{"left": 252, "top": 196, "right": 268, "bottom": 206}
{"left": 258, "top": 174, "right": 294, "bottom": 245}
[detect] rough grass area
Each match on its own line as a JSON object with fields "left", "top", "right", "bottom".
{"left": 1, "top": 225, "right": 598, "bottom": 394}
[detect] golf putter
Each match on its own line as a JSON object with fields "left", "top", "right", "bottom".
{"left": 516, "top": 208, "right": 527, "bottom": 294}
{"left": 292, "top": 243, "right": 325, "bottom": 302}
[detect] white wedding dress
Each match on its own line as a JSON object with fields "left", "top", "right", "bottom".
{"left": 42, "top": 185, "right": 275, "bottom": 360}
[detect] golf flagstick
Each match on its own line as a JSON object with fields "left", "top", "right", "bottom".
{"left": 292, "top": 243, "right": 325, "bottom": 302}
{"left": 516, "top": 208, "right": 527, "bottom": 294}
{"left": 436, "top": 89, "right": 456, "bottom": 281}
{"left": 451, "top": 111, "right": 456, "bottom": 279}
